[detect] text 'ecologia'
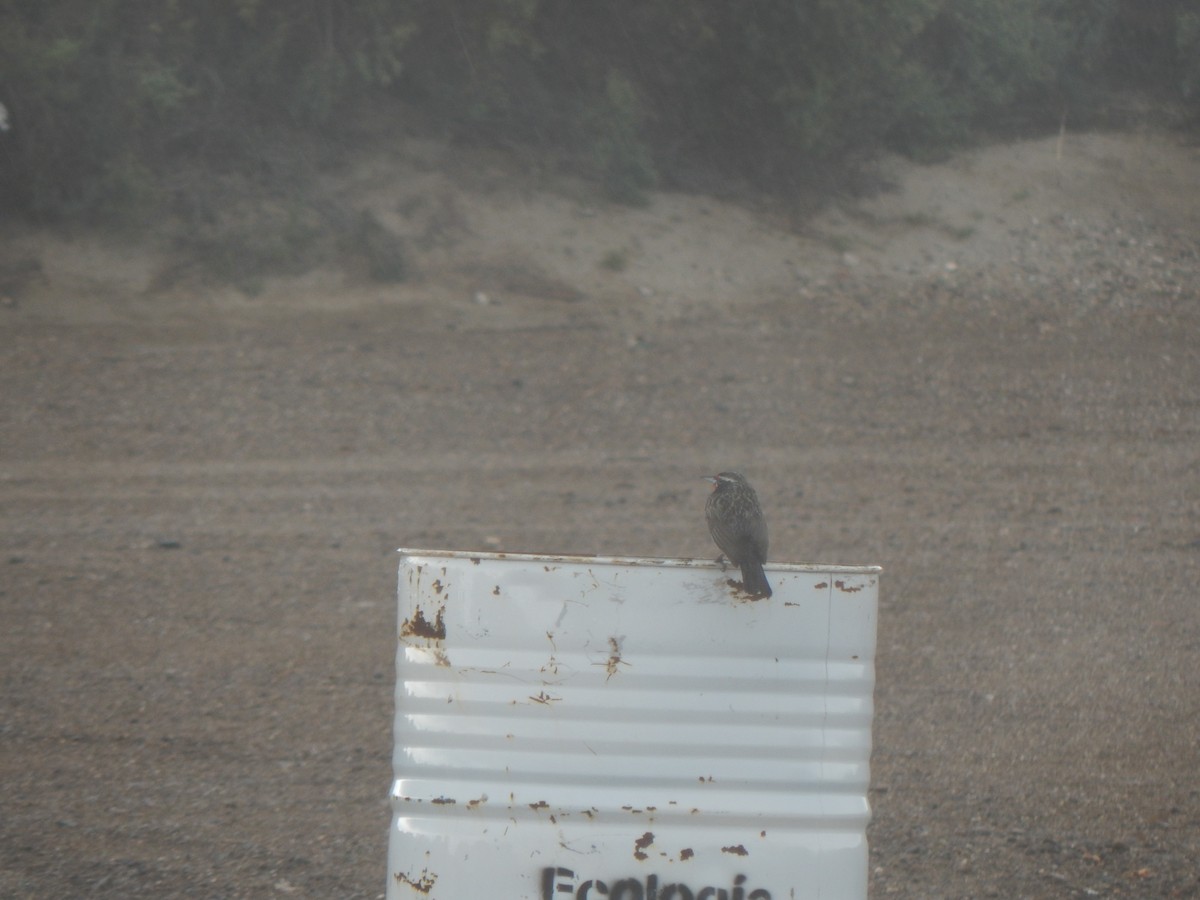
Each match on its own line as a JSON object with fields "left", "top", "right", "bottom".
{"left": 541, "top": 868, "right": 770, "bottom": 900}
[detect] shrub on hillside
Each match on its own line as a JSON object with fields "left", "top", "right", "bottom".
{"left": 0, "top": 0, "right": 413, "bottom": 219}
{"left": 1, "top": 0, "right": 1195, "bottom": 230}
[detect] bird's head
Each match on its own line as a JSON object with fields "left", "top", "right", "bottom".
{"left": 705, "top": 471, "right": 748, "bottom": 490}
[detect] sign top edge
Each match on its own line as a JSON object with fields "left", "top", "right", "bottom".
{"left": 396, "top": 547, "right": 882, "bottom": 575}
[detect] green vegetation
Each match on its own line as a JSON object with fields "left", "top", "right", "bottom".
{"left": 600, "top": 248, "right": 630, "bottom": 272}
{"left": 943, "top": 224, "right": 976, "bottom": 241}
{"left": 827, "top": 233, "right": 855, "bottom": 255}
{"left": 0, "top": 0, "right": 1195, "bottom": 278}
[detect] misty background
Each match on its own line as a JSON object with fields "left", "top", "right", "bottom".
{"left": 1, "top": 0, "right": 1196, "bottom": 282}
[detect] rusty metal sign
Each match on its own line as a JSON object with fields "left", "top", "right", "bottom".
{"left": 389, "top": 550, "right": 880, "bottom": 900}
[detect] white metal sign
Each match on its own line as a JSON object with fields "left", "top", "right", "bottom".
{"left": 389, "top": 550, "right": 879, "bottom": 900}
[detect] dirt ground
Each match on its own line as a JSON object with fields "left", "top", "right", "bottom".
{"left": 2, "top": 128, "right": 1199, "bottom": 899}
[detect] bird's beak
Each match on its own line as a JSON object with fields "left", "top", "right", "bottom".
{"left": 702, "top": 475, "right": 717, "bottom": 485}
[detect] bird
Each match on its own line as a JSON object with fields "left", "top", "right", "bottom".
{"left": 704, "top": 471, "right": 772, "bottom": 597}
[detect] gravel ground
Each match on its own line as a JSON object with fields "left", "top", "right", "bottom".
{"left": 1, "top": 130, "right": 1199, "bottom": 899}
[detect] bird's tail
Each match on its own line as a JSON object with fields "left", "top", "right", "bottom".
{"left": 740, "top": 560, "right": 772, "bottom": 598}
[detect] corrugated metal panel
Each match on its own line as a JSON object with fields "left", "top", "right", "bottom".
{"left": 388, "top": 550, "right": 879, "bottom": 900}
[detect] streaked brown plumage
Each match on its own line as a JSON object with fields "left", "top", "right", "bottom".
{"left": 704, "top": 470, "right": 771, "bottom": 597}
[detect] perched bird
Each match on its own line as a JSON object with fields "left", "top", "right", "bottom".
{"left": 704, "top": 471, "right": 772, "bottom": 597}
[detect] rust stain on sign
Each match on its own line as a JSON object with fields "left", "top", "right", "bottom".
{"left": 633, "top": 831, "right": 655, "bottom": 861}
{"left": 604, "top": 636, "right": 628, "bottom": 681}
{"left": 721, "top": 844, "right": 749, "bottom": 856}
{"left": 401, "top": 606, "right": 446, "bottom": 640}
{"left": 680, "top": 847, "right": 695, "bottom": 861}
{"left": 834, "top": 579, "right": 863, "bottom": 593}
{"left": 394, "top": 868, "right": 437, "bottom": 893}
